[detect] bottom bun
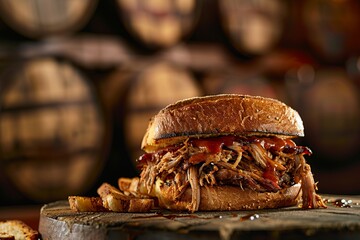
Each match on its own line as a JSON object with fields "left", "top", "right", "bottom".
{"left": 198, "top": 184, "right": 301, "bottom": 211}
{"left": 154, "top": 181, "right": 301, "bottom": 211}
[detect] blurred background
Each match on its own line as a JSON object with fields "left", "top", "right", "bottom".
{"left": 0, "top": 0, "right": 360, "bottom": 215}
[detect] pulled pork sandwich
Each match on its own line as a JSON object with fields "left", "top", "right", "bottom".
{"left": 126, "top": 94, "right": 326, "bottom": 212}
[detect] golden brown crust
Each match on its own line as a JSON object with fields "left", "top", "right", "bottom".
{"left": 153, "top": 181, "right": 301, "bottom": 212}
{"left": 197, "top": 184, "right": 301, "bottom": 211}
{"left": 97, "top": 183, "right": 154, "bottom": 212}
{"left": 142, "top": 94, "right": 304, "bottom": 152}
{"left": 0, "top": 232, "right": 14, "bottom": 240}
{"left": 68, "top": 196, "right": 108, "bottom": 212}
{"left": 0, "top": 220, "right": 39, "bottom": 240}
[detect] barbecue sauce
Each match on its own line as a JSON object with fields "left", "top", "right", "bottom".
{"left": 191, "top": 136, "right": 310, "bottom": 155}
{"left": 132, "top": 213, "right": 223, "bottom": 220}
{"left": 240, "top": 213, "right": 260, "bottom": 221}
{"left": 188, "top": 136, "right": 236, "bottom": 164}
{"left": 251, "top": 137, "right": 312, "bottom": 155}
{"left": 133, "top": 212, "right": 263, "bottom": 221}
{"left": 182, "top": 137, "right": 281, "bottom": 188}
{"left": 334, "top": 199, "right": 352, "bottom": 208}
{"left": 136, "top": 153, "right": 153, "bottom": 169}
{"left": 137, "top": 136, "right": 311, "bottom": 168}
{"left": 136, "top": 146, "right": 181, "bottom": 168}
{"left": 254, "top": 137, "right": 291, "bottom": 152}
{"left": 190, "top": 136, "right": 236, "bottom": 154}
{"left": 331, "top": 198, "right": 353, "bottom": 208}
{"left": 188, "top": 153, "right": 210, "bottom": 164}
{"left": 262, "top": 163, "right": 279, "bottom": 188}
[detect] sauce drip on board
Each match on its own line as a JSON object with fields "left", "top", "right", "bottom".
{"left": 132, "top": 212, "right": 261, "bottom": 221}
{"left": 323, "top": 198, "right": 354, "bottom": 208}
{"left": 240, "top": 213, "right": 260, "bottom": 221}
{"left": 334, "top": 199, "right": 352, "bottom": 208}
{"left": 132, "top": 212, "right": 224, "bottom": 220}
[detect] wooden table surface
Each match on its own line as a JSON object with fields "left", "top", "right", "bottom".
{"left": 39, "top": 194, "right": 360, "bottom": 240}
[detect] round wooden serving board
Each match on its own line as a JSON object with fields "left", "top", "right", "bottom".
{"left": 39, "top": 195, "right": 360, "bottom": 240}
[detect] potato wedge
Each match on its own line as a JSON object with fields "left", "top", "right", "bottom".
{"left": 68, "top": 196, "right": 108, "bottom": 212}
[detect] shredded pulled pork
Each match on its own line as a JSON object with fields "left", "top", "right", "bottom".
{"left": 137, "top": 136, "right": 326, "bottom": 212}
{"left": 188, "top": 166, "right": 200, "bottom": 212}
{"left": 294, "top": 155, "right": 327, "bottom": 209}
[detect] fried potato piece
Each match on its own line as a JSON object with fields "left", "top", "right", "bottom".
{"left": 68, "top": 196, "right": 108, "bottom": 212}
{"left": 118, "top": 177, "right": 148, "bottom": 198}
{"left": 118, "top": 178, "right": 132, "bottom": 194}
{"left": 97, "top": 183, "right": 154, "bottom": 212}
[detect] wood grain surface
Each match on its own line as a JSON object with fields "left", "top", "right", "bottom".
{"left": 39, "top": 194, "right": 360, "bottom": 240}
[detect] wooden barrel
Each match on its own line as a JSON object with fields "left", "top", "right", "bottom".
{"left": 115, "top": 0, "right": 201, "bottom": 49}
{"left": 219, "top": 0, "right": 286, "bottom": 56}
{"left": 0, "top": 0, "right": 98, "bottom": 38}
{"left": 0, "top": 57, "right": 106, "bottom": 204}
{"left": 302, "top": 0, "right": 360, "bottom": 63}
{"left": 299, "top": 68, "right": 360, "bottom": 194}
{"left": 300, "top": 68, "right": 360, "bottom": 166}
{"left": 122, "top": 60, "right": 202, "bottom": 164}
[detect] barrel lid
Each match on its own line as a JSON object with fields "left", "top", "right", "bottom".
{"left": 0, "top": 0, "right": 98, "bottom": 38}
{"left": 115, "top": 0, "right": 201, "bottom": 49}
{"left": 219, "top": 0, "right": 285, "bottom": 56}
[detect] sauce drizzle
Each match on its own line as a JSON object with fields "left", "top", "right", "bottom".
{"left": 132, "top": 212, "right": 263, "bottom": 221}
{"left": 240, "top": 213, "right": 260, "bottom": 221}
{"left": 132, "top": 213, "right": 224, "bottom": 220}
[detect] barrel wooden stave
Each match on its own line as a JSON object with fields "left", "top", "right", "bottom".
{"left": 39, "top": 195, "right": 360, "bottom": 240}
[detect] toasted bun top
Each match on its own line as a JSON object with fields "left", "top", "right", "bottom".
{"left": 142, "top": 94, "right": 304, "bottom": 152}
